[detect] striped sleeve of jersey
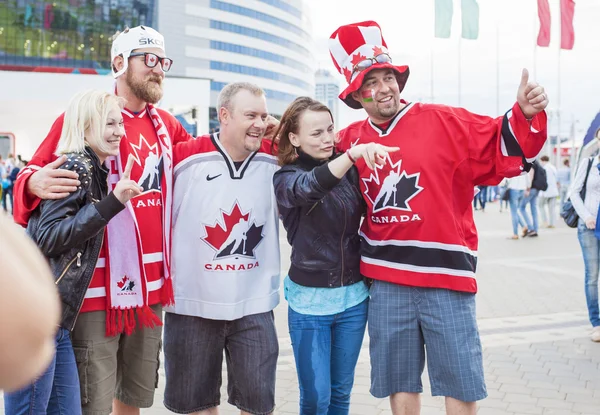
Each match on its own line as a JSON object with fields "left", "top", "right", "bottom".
{"left": 421, "top": 102, "right": 547, "bottom": 185}
{"left": 173, "top": 134, "right": 216, "bottom": 166}
{"left": 470, "top": 102, "right": 547, "bottom": 184}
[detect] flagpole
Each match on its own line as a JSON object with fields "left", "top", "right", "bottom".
{"left": 554, "top": 0, "right": 562, "bottom": 169}
{"left": 571, "top": 114, "right": 576, "bottom": 169}
{"left": 556, "top": 46, "right": 561, "bottom": 169}
{"left": 533, "top": 33, "right": 538, "bottom": 82}
{"left": 535, "top": 0, "right": 550, "bottom": 157}
{"left": 556, "top": 6, "right": 562, "bottom": 170}
{"left": 495, "top": 22, "right": 499, "bottom": 116}
{"left": 533, "top": 0, "right": 538, "bottom": 82}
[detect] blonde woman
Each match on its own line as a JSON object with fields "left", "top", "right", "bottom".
{"left": 4, "top": 90, "right": 142, "bottom": 414}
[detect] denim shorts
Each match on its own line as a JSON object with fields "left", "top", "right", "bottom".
{"left": 163, "top": 311, "right": 279, "bottom": 414}
{"left": 368, "top": 280, "right": 487, "bottom": 402}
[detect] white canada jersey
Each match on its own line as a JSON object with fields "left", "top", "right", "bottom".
{"left": 168, "top": 133, "right": 280, "bottom": 320}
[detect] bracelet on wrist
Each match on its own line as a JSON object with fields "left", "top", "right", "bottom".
{"left": 346, "top": 149, "right": 357, "bottom": 164}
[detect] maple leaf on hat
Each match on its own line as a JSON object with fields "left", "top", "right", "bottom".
{"left": 342, "top": 67, "right": 352, "bottom": 82}
{"left": 351, "top": 52, "right": 367, "bottom": 66}
{"left": 372, "top": 46, "right": 385, "bottom": 56}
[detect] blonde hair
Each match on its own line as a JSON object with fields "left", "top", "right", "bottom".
{"left": 55, "top": 90, "right": 125, "bottom": 156}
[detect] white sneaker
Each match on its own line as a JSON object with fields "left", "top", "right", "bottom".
{"left": 591, "top": 327, "right": 600, "bottom": 342}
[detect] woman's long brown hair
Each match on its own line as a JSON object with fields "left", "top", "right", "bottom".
{"left": 271, "top": 97, "right": 333, "bottom": 166}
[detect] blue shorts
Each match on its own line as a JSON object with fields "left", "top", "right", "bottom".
{"left": 368, "top": 280, "right": 487, "bottom": 402}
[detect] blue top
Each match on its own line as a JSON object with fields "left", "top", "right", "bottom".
{"left": 557, "top": 166, "right": 571, "bottom": 186}
{"left": 284, "top": 275, "right": 369, "bottom": 316}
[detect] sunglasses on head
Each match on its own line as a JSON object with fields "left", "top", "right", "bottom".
{"left": 129, "top": 52, "right": 173, "bottom": 72}
{"left": 352, "top": 53, "right": 392, "bottom": 76}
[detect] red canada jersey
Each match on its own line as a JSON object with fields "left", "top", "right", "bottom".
{"left": 336, "top": 102, "right": 547, "bottom": 293}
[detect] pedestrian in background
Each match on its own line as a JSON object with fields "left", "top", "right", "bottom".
{"left": 570, "top": 153, "right": 600, "bottom": 342}
{"left": 557, "top": 158, "right": 571, "bottom": 207}
{"left": 507, "top": 174, "right": 529, "bottom": 239}
{"left": 538, "top": 155, "right": 559, "bottom": 228}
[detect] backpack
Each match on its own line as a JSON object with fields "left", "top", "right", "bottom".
{"left": 531, "top": 161, "right": 548, "bottom": 191}
{"left": 8, "top": 167, "right": 20, "bottom": 182}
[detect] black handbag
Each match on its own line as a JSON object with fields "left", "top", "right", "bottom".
{"left": 560, "top": 158, "right": 594, "bottom": 228}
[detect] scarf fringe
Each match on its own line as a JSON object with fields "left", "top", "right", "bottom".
{"left": 106, "top": 308, "right": 117, "bottom": 337}
{"left": 161, "top": 277, "right": 175, "bottom": 307}
{"left": 105, "top": 306, "right": 163, "bottom": 337}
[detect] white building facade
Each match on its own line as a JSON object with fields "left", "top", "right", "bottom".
{"left": 0, "top": 0, "right": 315, "bottom": 158}
{"left": 315, "top": 69, "right": 340, "bottom": 127}
{"left": 158, "top": 0, "right": 317, "bottom": 131}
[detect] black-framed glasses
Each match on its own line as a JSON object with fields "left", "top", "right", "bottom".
{"left": 352, "top": 53, "right": 392, "bottom": 76}
{"left": 129, "top": 52, "right": 173, "bottom": 72}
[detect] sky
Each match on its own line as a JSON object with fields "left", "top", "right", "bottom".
{"left": 307, "top": 0, "right": 600, "bottom": 142}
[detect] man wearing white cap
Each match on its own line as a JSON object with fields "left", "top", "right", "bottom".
{"left": 330, "top": 21, "right": 549, "bottom": 415}
{"left": 12, "top": 25, "right": 193, "bottom": 415}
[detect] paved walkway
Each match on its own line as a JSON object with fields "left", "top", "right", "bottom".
{"left": 2, "top": 205, "right": 600, "bottom": 414}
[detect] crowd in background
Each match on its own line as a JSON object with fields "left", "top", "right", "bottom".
{"left": 0, "top": 153, "right": 26, "bottom": 215}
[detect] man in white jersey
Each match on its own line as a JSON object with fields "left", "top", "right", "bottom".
{"left": 164, "top": 82, "right": 280, "bottom": 415}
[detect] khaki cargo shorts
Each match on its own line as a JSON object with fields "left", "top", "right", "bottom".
{"left": 71, "top": 304, "right": 163, "bottom": 415}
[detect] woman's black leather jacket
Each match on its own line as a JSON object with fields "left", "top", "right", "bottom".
{"left": 26, "top": 148, "right": 125, "bottom": 330}
{"left": 273, "top": 151, "right": 366, "bottom": 288}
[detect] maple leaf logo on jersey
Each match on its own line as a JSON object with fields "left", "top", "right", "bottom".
{"left": 129, "top": 134, "right": 164, "bottom": 192}
{"left": 201, "top": 202, "right": 265, "bottom": 260}
{"left": 363, "top": 154, "right": 424, "bottom": 213}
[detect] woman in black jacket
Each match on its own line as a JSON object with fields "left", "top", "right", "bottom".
{"left": 4, "top": 90, "right": 142, "bottom": 415}
{"left": 272, "top": 97, "right": 397, "bottom": 415}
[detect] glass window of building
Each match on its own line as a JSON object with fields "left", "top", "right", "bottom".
{"left": 0, "top": 0, "right": 157, "bottom": 72}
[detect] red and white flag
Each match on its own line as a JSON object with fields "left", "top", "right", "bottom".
{"left": 560, "top": 0, "right": 575, "bottom": 50}
{"left": 536, "top": 0, "right": 551, "bottom": 47}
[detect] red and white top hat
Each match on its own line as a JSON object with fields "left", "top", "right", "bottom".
{"left": 329, "top": 21, "right": 409, "bottom": 109}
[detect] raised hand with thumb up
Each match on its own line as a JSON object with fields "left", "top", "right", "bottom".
{"left": 517, "top": 68, "right": 549, "bottom": 119}
{"left": 113, "top": 155, "right": 143, "bottom": 204}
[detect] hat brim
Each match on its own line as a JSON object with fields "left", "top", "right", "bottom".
{"left": 339, "top": 63, "right": 410, "bottom": 110}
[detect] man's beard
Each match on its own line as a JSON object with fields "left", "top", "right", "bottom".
{"left": 126, "top": 70, "right": 163, "bottom": 104}
{"left": 376, "top": 99, "right": 399, "bottom": 119}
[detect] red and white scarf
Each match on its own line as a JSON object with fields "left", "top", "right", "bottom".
{"left": 104, "top": 104, "right": 174, "bottom": 336}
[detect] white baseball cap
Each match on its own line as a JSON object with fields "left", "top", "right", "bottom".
{"left": 111, "top": 25, "right": 165, "bottom": 78}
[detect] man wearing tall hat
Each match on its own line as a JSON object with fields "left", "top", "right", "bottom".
{"left": 330, "top": 21, "right": 549, "bottom": 415}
